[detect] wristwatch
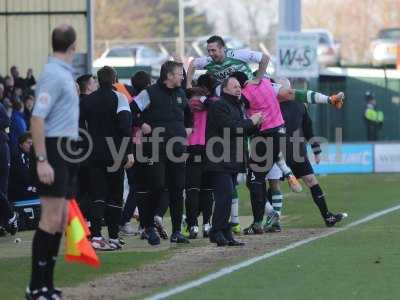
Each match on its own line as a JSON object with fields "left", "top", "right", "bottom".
{"left": 36, "top": 155, "right": 47, "bottom": 162}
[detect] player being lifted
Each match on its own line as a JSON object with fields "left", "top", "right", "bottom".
{"left": 186, "top": 35, "right": 269, "bottom": 234}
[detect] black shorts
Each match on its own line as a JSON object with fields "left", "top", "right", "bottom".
{"left": 286, "top": 156, "right": 314, "bottom": 178}
{"left": 32, "top": 138, "right": 78, "bottom": 199}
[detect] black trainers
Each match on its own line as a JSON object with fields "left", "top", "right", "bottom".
{"left": 140, "top": 229, "right": 149, "bottom": 240}
{"left": 170, "top": 231, "right": 190, "bottom": 244}
{"left": 228, "top": 239, "right": 245, "bottom": 246}
{"left": 213, "top": 231, "right": 229, "bottom": 247}
{"left": 325, "top": 212, "right": 348, "bottom": 227}
{"left": 49, "top": 288, "right": 62, "bottom": 300}
{"left": 25, "top": 286, "right": 51, "bottom": 300}
{"left": 146, "top": 227, "right": 160, "bottom": 246}
{"left": 0, "top": 226, "right": 6, "bottom": 237}
{"left": 6, "top": 212, "right": 18, "bottom": 235}
{"left": 243, "top": 222, "right": 263, "bottom": 235}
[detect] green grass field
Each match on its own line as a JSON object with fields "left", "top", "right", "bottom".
{"left": 173, "top": 212, "right": 400, "bottom": 300}
{"left": 1, "top": 173, "right": 399, "bottom": 299}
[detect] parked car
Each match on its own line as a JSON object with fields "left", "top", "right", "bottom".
{"left": 303, "top": 29, "right": 341, "bottom": 66}
{"left": 370, "top": 28, "right": 400, "bottom": 67}
{"left": 93, "top": 45, "right": 169, "bottom": 75}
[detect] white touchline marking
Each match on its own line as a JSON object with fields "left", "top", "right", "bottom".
{"left": 145, "top": 204, "right": 400, "bottom": 300}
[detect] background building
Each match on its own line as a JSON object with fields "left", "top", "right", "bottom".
{"left": 0, "top": 0, "right": 93, "bottom": 76}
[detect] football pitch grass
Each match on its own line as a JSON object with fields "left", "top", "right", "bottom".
{"left": 1, "top": 173, "right": 399, "bottom": 299}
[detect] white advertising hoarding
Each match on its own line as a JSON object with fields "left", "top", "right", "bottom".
{"left": 374, "top": 144, "right": 400, "bottom": 172}
{"left": 276, "top": 32, "right": 319, "bottom": 78}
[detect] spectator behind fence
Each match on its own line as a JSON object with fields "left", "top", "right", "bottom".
{"left": 364, "top": 91, "right": 384, "bottom": 141}
{"left": 23, "top": 95, "right": 35, "bottom": 129}
{"left": 10, "top": 66, "right": 36, "bottom": 91}
{"left": 9, "top": 100, "right": 27, "bottom": 151}
{"left": 0, "top": 83, "right": 4, "bottom": 100}
{"left": 3, "top": 76, "right": 14, "bottom": 101}
{"left": 8, "top": 132, "right": 37, "bottom": 202}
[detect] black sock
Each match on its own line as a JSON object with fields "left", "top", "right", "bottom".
{"left": 310, "top": 184, "right": 329, "bottom": 218}
{"left": 186, "top": 188, "right": 199, "bottom": 227}
{"left": 199, "top": 189, "right": 213, "bottom": 225}
{"left": 30, "top": 228, "right": 54, "bottom": 290}
{"left": 249, "top": 181, "right": 265, "bottom": 223}
{"left": 46, "top": 232, "right": 62, "bottom": 290}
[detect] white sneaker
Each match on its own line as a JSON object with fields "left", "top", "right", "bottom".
{"left": 120, "top": 222, "right": 135, "bottom": 235}
{"left": 91, "top": 237, "right": 114, "bottom": 251}
{"left": 133, "top": 207, "right": 140, "bottom": 220}
{"left": 203, "top": 223, "right": 212, "bottom": 238}
{"left": 109, "top": 238, "right": 123, "bottom": 250}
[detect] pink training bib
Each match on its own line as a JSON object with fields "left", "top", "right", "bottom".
{"left": 242, "top": 78, "right": 284, "bottom": 131}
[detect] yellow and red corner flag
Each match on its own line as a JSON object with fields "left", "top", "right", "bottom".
{"left": 65, "top": 199, "right": 100, "bottom": 267}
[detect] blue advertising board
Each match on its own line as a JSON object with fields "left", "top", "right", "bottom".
{"left": 307, "top": 144, "right": 373, "bottom": 174}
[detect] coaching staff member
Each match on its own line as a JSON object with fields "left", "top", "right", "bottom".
{"left": 206, "top": 76, "right": 262, "bottom": 246}
{"left": 80, "top": 66, "right": 134, "bottom": 250}
{"left": 27, "top": 25, "right": 79, "bottom": 299}
{"left": 132, "top": 61, "right": 190, "bottom": 245}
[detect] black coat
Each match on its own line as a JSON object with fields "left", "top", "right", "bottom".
{"left": 205, "top": 92, "right": 255, "bottom": 173}
{"left": 80, "top": 86, "right": 133, "bottom": 166}
{"left": 131, "top": 80, "right": 191, "bottom": 157}
{"left": 8, "top": 147, "right": 37, "bottom": 201}
{"left": 0, "top": 102, "right": 9, "bottom": 144}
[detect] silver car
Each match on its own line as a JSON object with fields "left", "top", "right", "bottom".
{"left": 370, "top": 28, "right": 400, "bottom": 67}
{"left": 93, "top": 45, "right": 169, "bottom": 75}
{"left": 303, "top": 29, "right": 341, "bottom": 66}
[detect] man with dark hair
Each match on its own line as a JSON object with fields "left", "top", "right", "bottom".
{"left": 131, "top": 61, "right": 190, "bottom": 245}
{"left": 9, "top": 132, "right": 37, "bottom": 202}
{"left": 75, "top": 74, "right": 97, "bottom": 221}
{"left": 51, "top": 26, "right": 77, "bottom": 53}
{"left": 80, "top": 65, "right": 134, "bottom": 251}
{"left": 131, "top": 71, "right": 152, "bottom": 95}
{"left": 120, "top": 71, "right": 152, "bottom": 235}
{"left": 27, "top": 24, "right": 78, "bottom": 299}
{"left": 206, "top": 35, "right": 226, "bottom": 47}
{"left": 76, "top": 74, "right": 97, "bottom": 96}
{"left": 187, "top": 35, "right": 269, "bottom": 88}
{"left": 206, "top": 76, "right": 262, "bottom": 246}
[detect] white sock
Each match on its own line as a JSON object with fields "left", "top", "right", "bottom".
{"left": 265, "top": 201, "right": 274, "bottom": 216}
{"left": 276, "top": 152, "right": 292, "bottom": 177}
{"left": 307, "top": 91, "right": 329, "bottom": 104}
{"left": 271, "top": 192, "right": 283, "bottom": 216}
{"left": 231, "top": 197, "right": 239, "bottom": 224}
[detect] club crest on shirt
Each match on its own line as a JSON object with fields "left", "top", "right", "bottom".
{"left": 177, "top": 97, "right": 183, "bottom": 104}
{"left": 37, "top": 92, "right": 50, "bottom": 106}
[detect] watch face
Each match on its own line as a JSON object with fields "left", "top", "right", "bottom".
{"left": 37, "top": 155, "right": 46, "bottom": 162}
